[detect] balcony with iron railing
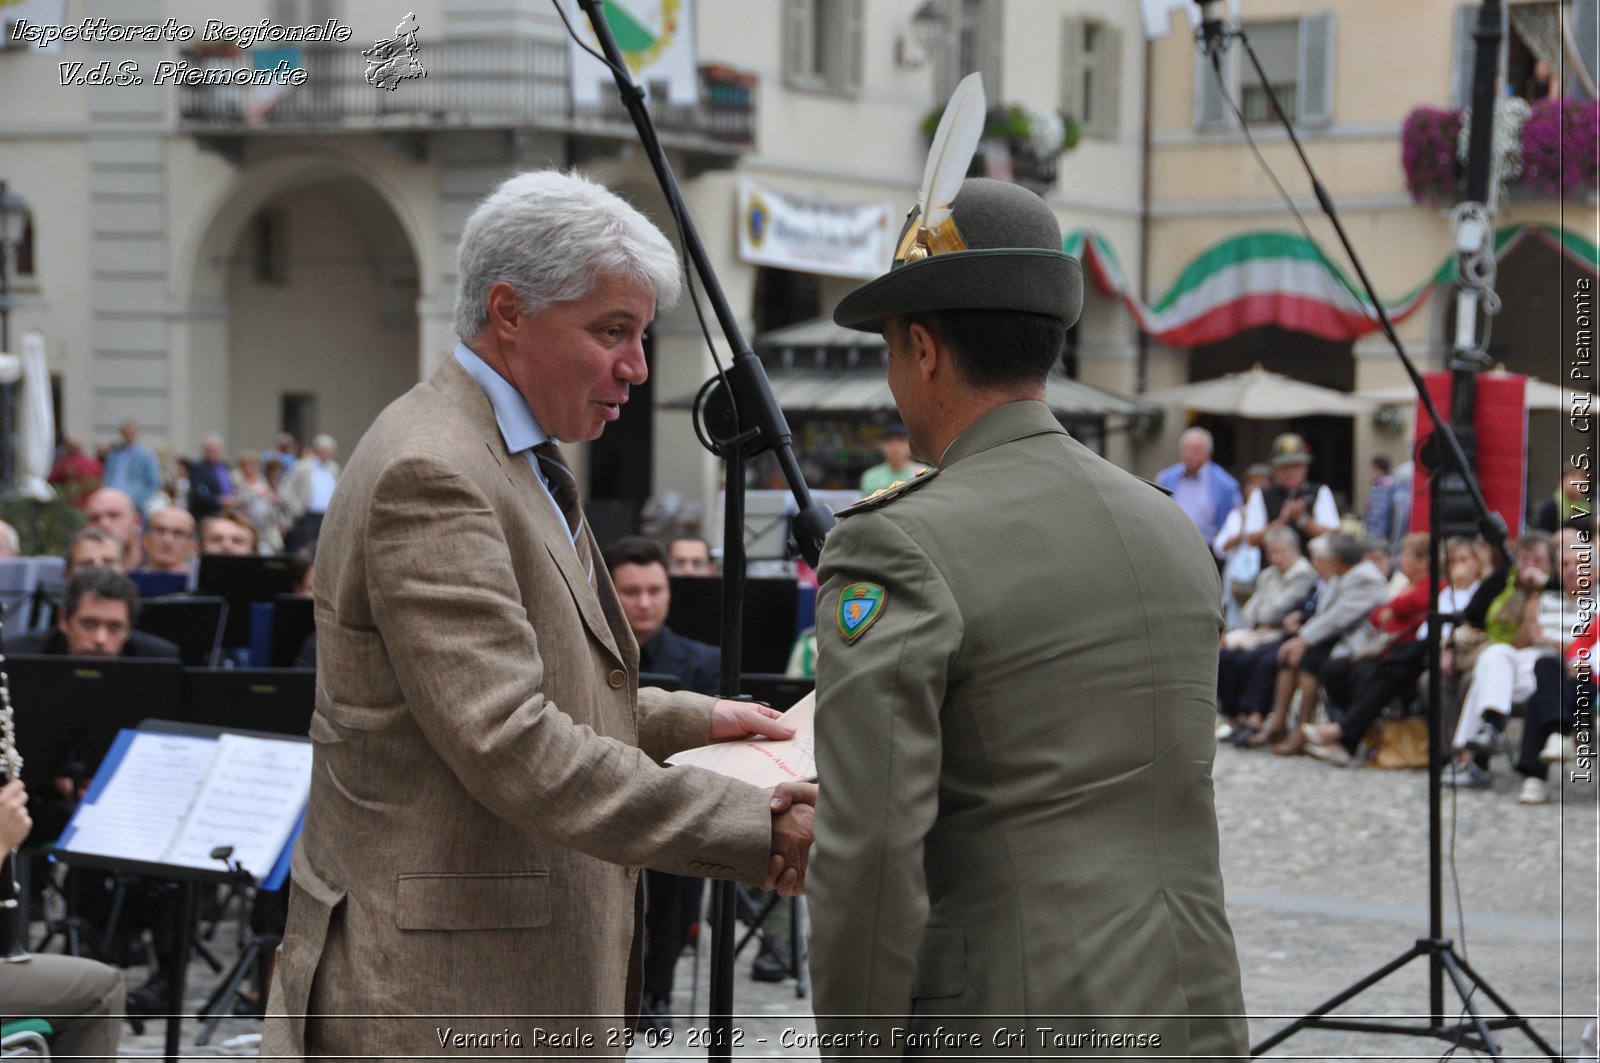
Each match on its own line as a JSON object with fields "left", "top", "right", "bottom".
{"left": 176, "top": 38, "right": 757, "bottom": 151}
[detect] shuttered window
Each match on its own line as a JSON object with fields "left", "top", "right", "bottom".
{"left": 783, "top": 0, "right": 864, "bottom": 96}
{"left": 1062, "top": 16, "right": 1121, "bottom": 138}
{"left": 1197, "top": 12, "right": 1335, "bottom": 129}
{"left": 936, "top": 0, "right": 1001, "bottom": 102}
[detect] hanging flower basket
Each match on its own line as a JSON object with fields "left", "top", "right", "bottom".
{"left": 1401, "top": 106, "right": 1463, "bottom": 206}
{"left": 920, "top": 101, "right": 1080, "bottom": 186}
{"left": 1402, "top": 97, "right": 1600, "bottom": 204}
{"left": 1520, "top": 96, "right": 1600, "bottom": 198}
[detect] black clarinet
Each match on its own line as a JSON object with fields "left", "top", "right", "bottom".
{"left": 0, "top": 640, "right": 31, "bottom": 963}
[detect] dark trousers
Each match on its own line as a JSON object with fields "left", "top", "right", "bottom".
{"left": 1516, "top": 655, "right": 1593, "bottom": 780}
{"left": 1333, "top": 641, "right": 1429, "bottom": 753}
{"left": 642, "top": 870, "right": 703, "bottom": 1004}
{"left": 1219, "top": 640, "right": 1282, "bottom": 718}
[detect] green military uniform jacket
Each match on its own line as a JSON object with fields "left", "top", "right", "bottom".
{"left": 810, "top": 401, "right": 1247, "bottom": 1059}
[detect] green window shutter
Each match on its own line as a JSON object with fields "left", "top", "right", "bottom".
{"left": 783, "top": 0, "right": 809, "bottom": 83}
{"left": 1195, "top": 40, "right": 1229, "bottom": 128}
{"left": 842, "top": 0, "right": 864, "bottom": 94}
{"left": 1297, "top": 11, "right": 1334, "bottom": 126}
{"left": 1104, "top": 23, "right": 1122, "bottom": 135}
{"left": 1451, "top": 5, "right": 1476, "bottom": 108}
{"left": 1060, "top": 15, "right": 1082, "bottom": 117}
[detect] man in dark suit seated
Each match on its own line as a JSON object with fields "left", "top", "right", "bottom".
{"left": 5, "top": 567, "right": 180, "bottom": 659}
{"left": 604, "top": 536, "right": 720, "bottom": 696}
{"left": 601, "top": 535, "right": 722, "bottom": 1023}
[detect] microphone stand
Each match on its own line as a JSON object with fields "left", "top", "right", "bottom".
{"left": 1193, "top": 3, "right": 1560, "bottom": 1058}
{"left": 574, "top": 4, "right": 835, "bottom": 1056}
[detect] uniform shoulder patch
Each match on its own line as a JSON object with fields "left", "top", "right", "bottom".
{"left": 835, "top": 466, "right": 940, "bottom": 518}
{"left": 836, "top": 581, "right": 886, "bottom": 642}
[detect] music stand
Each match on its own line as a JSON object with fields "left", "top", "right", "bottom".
{"left": 195, "top": 555, "right": 297, "bottom": 647}
{"left": 129, "top": 571, "right": 190, "bottom": 598}
{"left": 269, "top": 594, "right": 315, "bottom": 668}
{"left": 135, "top": 597, "right": 228, "bottom": 668}
{"left": 668, "top": 576, "right": 799, "bottom": 674}
{"left": 53, "top": 719, "right": 308, "bottom": 1063}
{"left": 180, "top": 667, "right": 316, "bottom": 738}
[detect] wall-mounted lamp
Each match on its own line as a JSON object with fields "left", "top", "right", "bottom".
{"left": 895, "top": 1, "right": 948, "bottom": 71}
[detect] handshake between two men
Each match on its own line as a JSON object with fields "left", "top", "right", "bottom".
{"left": 705, "top": 697, "right": 817, "bottom": 897}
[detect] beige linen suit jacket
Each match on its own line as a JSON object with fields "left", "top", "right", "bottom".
{"left": 810, "top": 401, "right": 1247, "bottom": 1059}
{"left": 261, "top": 357, "right": 772, "bottom": 1060}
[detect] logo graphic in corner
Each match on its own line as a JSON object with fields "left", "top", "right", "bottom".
{"left": 837, "top": 582, "right": 886, "bottom": 642}
{"left": 364, "top": 11, "right": 426, "bottom": 91}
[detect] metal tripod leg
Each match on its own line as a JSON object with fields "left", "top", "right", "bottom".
{"left": 1250, "top": 941, "right": 1428, "bottom": 1056}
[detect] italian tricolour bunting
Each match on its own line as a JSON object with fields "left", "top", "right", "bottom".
{"left": 1065, "top": 223, "right": 1599, "bottom": 349}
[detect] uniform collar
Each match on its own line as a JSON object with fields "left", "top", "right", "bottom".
{"left": 939, "top": 400, "right": 1067, "bottom": 468}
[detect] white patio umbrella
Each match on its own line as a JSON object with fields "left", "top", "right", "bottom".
{"left": 1141, "top": 364, "right": 1375, "bottom": 419}
{"left": 0, "top": 331, "right": 54, "bottom": 500}
{"left": 1358, "top": 373, "right": 1575, "bottom": 412}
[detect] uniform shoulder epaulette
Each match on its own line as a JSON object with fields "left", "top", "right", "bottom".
{"left": 1141, "top": 477, "right": 1174, "bottom": 498}
{"left": 835, "top": 467, "right": 941, "bottom": 518}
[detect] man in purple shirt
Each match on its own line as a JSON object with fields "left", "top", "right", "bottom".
{"left": 1156, "top": 427, "right": 1242, "bottom": 556}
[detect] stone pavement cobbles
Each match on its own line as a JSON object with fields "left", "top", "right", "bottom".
{"left": 108, "top": 739, "right": 1596, "bottom": 1059}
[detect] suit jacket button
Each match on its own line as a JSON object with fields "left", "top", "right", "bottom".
{"left": 608, "top": 668, "right": 626, "bottom": 689}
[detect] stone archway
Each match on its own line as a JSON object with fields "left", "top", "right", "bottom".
{"left": 170, "top": 151, "right": 435, "bottom": 458}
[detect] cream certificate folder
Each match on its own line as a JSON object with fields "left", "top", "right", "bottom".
{"left": 666, "top": 692, "right": 816, "bottom": 786}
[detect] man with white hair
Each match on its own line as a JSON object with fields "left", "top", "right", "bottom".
{"left": 283, "top": 433, "right": 340, "bottom": 551}
{"left": 1155, "top": 426, "right": 1242, "bottom": 557}
{"left": 263, "top": 170, "right": 815, "bottom": 1058}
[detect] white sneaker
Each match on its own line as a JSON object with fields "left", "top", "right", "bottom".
{"left": 1518, "top": 776, "right": 1550, "bottom": 805}
{"left": 1539, "top": 733, "right": 1576, "bottom": 763}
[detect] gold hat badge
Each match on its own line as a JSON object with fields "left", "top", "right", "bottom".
{"left": 895, "top": 72, "right": 986, "bottom": 264}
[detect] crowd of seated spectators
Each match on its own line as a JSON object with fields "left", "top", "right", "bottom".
{"left": 1214, "top": 501, "right": 1593, "bottom": 807}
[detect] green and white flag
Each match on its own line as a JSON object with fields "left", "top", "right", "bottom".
{"left": 567, "top": 0, "right": 698, "bottom": 106}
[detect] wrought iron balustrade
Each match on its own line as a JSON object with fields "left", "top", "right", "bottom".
{"left": 176, "top": 38, "right": 756, "bottom": 146}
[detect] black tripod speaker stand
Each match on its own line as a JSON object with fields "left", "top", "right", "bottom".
{"left": 1189, "top": 0, "right": 1562, "bottom": 1056}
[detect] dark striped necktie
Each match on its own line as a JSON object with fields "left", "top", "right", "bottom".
{"left": 531, "top": 441, "right": 593, "bottom": 581}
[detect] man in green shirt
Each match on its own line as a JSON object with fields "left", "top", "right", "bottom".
{"left": 857, "top": 423, "right": 926, "bottom": 497}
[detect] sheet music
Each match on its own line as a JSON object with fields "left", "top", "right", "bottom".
{"left": 667, "top": 692, "right": 817, "bottom": 786}
{"left": 62, "top": 732, "right": 215, "bottom": 862}
{"left": 166, "top": 734, "right": 314, "bottom": 880}
{"left": 59, "top": 729, "right": 311, "bottom": 882}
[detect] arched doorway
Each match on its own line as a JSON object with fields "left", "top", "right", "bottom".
{"left": 173, "top": 154, "right": 431, "bottom": 461}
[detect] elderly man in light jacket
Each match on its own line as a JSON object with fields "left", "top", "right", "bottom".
{"left": 1253, "top": 531, "right": 1389, "bottom": 750}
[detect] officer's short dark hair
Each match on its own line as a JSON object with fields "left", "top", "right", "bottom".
{"left": 1372, "top": 455, "right": 1392, "bottom": 475}
{"left": 63, "top": 567, "right": 140, "bottom": 623}
{"left": 894, "top": 309, "right": 1066, "bottom": 389}
{"left": 602, "top": 536, "right": 668, "bottom": 575}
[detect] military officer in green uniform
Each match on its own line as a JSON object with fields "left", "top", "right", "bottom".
{"left": 808, "top": 177, "right": 1248, "bottom": 1059}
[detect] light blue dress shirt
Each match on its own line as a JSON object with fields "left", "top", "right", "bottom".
{"left": 452, "top": 343, "right": 573, "bottom": 541}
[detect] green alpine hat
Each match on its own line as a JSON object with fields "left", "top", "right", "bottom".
{"left": 833, "top": 177, "right": 1082, "bottom": 334}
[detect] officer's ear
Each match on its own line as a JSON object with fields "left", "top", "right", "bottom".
{"left": 906, "top": 321, "right": 940, "bottom": 383}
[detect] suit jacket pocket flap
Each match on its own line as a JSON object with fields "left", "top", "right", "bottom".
{"left": 396, "top": 872, "right": 552, "bottom": 931}
{"left": 911, "top": 926, "right": 967, "bottom": 999}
